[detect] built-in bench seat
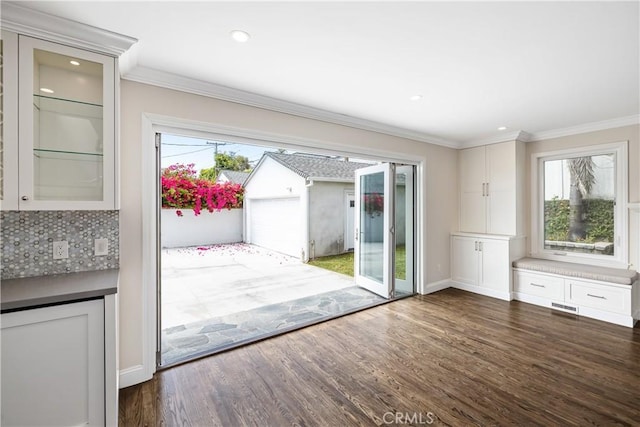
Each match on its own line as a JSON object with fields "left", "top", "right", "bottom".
{"left": 512, "top": 257, "right": 639, "bottom": 328}
{"left": 513, "top": 257, "right": 638, "bottom": 285}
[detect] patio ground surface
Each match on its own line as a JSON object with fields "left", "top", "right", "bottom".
{"left": 161, "top": 243, "right": 360, "bottom": 328}
{"left": 160, "top": 243, "right": 384, "bottom": 365}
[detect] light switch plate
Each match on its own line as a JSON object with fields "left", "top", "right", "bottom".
{"left": 52, "top": 241, "right": 68, "bottom": 259}
{"left": 95, "top": 238, "right": 109, "bottom": 256}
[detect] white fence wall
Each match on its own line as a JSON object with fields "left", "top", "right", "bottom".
{"left": 161, "top": 208, "right": 243, "bottom": 248}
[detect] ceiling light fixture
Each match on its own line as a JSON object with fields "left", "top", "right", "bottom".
{"left": 230, "top": 30, "right": 251, "bottom": 43}
{"left": 40, "top": 88, "right": 54, "bottom": 94}
{"left": 497, "top": 126, "right": 507, "bottom": 131}
{"left": 70, "top": 60, "right": 80, "bottom": 66}
{"left": 410, "top": 95, "right": 423, "bottom": 101}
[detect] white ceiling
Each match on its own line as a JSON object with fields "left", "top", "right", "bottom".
{"left": 14, "top": 1, "right": 640, "bottom": 147}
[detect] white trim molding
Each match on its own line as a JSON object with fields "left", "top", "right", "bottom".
{"left": 422, "top": 279, "right": 452, "bottom": 295}
{"left": 139, "top": 113, "right": 427, "bottom": 387}
{"left": 629, "top": 203, "right": 640, "bottom": 272}
{"left": 0, "top": 2, "right": 137, "bottom": 57}
{"left": 530, "top": 141, "right": 629, "bottom": 268}
{"left": 118, "top": 365, "right": 147, "bottom": 389}
{"left": 462, "top": 130, "right": 533, "bottom": 148}
{"left": 527, "top": 115, "right": 640, "bottom": 142}
{"left": 123, "top": 66, "right": 459, "bottom": 148}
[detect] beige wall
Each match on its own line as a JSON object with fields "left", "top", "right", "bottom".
{"left": 525, "top": 124, "right": 640, "bottom": 260}
{"left": 119, "top": 80, "right": 459, "bottom": 372}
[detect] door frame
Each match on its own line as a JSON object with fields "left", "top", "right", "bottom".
{"left": 138, "top": 113, "right": 426, "bottom": 384}
{"left": 344, "top": 190, "right": 355, "bottom": 252}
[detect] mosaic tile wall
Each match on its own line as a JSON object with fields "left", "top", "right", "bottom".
{"left": 1, "top": 210, "right": 119, "bottom": 279}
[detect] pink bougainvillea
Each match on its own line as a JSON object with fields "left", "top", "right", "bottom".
{"left": 363, "top": 193, "right": 384, "bottom": 217}
{"left": 161, "top": 163, "right": 244, "bottom": 216}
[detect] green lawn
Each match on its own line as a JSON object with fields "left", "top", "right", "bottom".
{"left": 308, "top": 246, "right": 406, "bottom": 278}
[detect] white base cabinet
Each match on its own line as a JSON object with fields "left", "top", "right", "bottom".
{"left": 451, "top": 232, "right": 526, "bottom": 301}
{"left": 1, "top": 298, "right": 110, "bottom": 426}
{"left": 514, "top": 269, "right": 639, "bottom": 328}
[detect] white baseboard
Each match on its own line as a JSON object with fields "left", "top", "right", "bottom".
{"left": 421, "top": 279, "right": 452, "bottom": 295}
{"left": 577, "top": 305, "right": 636, "bottom": 328}
{"left": 513, "top": 293, "right": 637, "bottom": 328}
{"left": 513, "top": 292, "right": 551, "bottom": 308}
{"left": 450, "top": 281, "right": 512, "bottom": 301}
{"left": 119, "top": 364, "right": 152, "bottom": 389}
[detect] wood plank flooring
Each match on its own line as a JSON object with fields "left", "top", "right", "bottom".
{"left": 119, "top": 289, "right": 640, "bottom": 426}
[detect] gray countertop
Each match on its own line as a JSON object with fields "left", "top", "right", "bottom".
{"left": 1, "top": 269, "right": 119, "bottom": 312}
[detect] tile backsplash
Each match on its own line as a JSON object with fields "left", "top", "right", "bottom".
{"left": 1, "top": 210, "right": 119, "bottom": 279}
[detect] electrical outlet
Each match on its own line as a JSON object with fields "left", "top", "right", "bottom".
{"left": 53, "top": 241, "right": 69, "bottom": 260}
{"left": 95, "top": 238, "right": 109, "bottom": 256}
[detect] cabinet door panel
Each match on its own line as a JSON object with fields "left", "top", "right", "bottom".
{"left": 486, "top": 188, "right": 516, "bottom": 235}
{"left": 460, "top": 192, "right": 486, "bottom": 233}
{"left": 486, "top": 142, "right": 516, "bottom": 235}
{"left": 479, "top": 239, "right": 509, "bottom": 291}
{"left": 451, "top": 236, "right": 479, "bottom": 285}
{"left": 1, "top": 300, "right": 105, "bottom": 426}
{"left": 17, "top": 35, "right": 115, "bottom": 210}
{"left": 459, "top": 146, "right": 486, "bottom": 233}
{"left": 486, "top": 142, "right": 515, "bottom": 192}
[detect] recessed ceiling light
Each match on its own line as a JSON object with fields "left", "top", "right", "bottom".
{"left": 410, "top": 95, "right": 423, "bottom": 101}
{"left": 40, "top": 88, "right": 54, "bottom": 94}
{"left": 497, "top": 126, "right": 507, "bottom": 131}
{"left": 70, "top": 60, "right": 80, "bottom": 66}
{"left": 230, "top": 30, "right": 251, "bottom": 43}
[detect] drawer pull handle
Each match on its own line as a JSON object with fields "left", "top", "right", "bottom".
{"left": 587, "top": 293, "right": 606, "bottom": 300}
{"left": 530, "top": 283, "right": 545, "bottom": 288}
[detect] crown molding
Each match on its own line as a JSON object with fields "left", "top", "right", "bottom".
{"left": 461, "top": 130, "right": 533, "bottom": 148}
{"left": 527, "top": 114, "right": 640, "bottom": 142}
{"left": 122, "top": 65, "right": 460, "bottom": 149}
{"left": 0, "top": 2, "right": 137, "bottom": 57}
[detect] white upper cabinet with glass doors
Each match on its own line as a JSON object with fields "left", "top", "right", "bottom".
{"left": 3, "top": 34, "right": 115, "bottom": 210}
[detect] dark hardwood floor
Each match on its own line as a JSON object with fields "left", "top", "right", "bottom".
{"left": 119, "top": 288, "right": 640, "bottom": 426}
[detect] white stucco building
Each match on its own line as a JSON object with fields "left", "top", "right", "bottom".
{"left": 243, "top": 152, "right": 372, "bottom": 260}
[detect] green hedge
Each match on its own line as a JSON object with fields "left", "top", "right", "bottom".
{"left": 544, "top": 198, "right": 614, "bottom": 243}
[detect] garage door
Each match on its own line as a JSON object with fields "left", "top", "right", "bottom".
{"left": 248, "top": 197, "right": 301, "bottom": 258}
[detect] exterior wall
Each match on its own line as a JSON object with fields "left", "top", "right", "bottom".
{"left": 244, "top": 157, "right": 305, "bottom": 198}
{"left": 119, "top": 80, "right": 458, "bottom": 378}
{"left": 309, "top": 182, "right": 353, "bottom": 258}
{"left": 161, "top": 208, "right": 243, "bottom": 248}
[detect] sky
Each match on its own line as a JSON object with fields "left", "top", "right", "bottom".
{"left": 160, "top": 133, "right": 277, "bottom": 173}
{"left": 160, "top": 133, "right": 379, "bottom": 175}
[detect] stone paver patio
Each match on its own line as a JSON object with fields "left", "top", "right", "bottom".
{"left": 160, "top": 243, "right": 385, "bottom": 365}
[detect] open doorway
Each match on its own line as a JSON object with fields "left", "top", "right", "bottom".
{"left": 156, "top": 132, "right": 416, "bottom": 367}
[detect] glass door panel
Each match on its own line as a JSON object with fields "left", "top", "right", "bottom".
{"left": 355, "top": 163, "right": 393, "bottom": 298}
{"left": 395, "top": 165, "right": 415, "bottom": 296}
{"left": 32, "top": 48, "right": 104, "bottom": 201}
{"left": 18, "top": 35, "right": 114, "bottom": 209}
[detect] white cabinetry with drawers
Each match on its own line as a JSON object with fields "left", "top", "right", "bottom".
{"left": 513, "top": 269, "right": 638, "bottom": 327}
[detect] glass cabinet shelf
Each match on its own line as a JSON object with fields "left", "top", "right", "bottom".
{"left": 33, "top": 94, "right": 102, "bottom": 119}
{"left": 34, "top": 148, "right": 103, "bottom": 161}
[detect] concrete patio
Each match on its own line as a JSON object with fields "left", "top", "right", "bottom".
{"left": 161, "top": 243, "right": 357, "bottom": 329}
{"left": 160, "top": 243, "right": 384, "bottom": 365}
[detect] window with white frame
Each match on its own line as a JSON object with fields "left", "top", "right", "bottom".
{"left": 531, "top": 141, "right": 628, "bottom": 267}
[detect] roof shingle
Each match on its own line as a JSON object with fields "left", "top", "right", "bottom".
{"left": 264, "top": 152, "right": 372, "bottom": 181}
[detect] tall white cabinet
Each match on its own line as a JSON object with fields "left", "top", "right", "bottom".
{"left": 459, "top": 141, "right": 525, "bottom": 236}
{"left": 452, "top": 139, "right": 526, "bottom": 300}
